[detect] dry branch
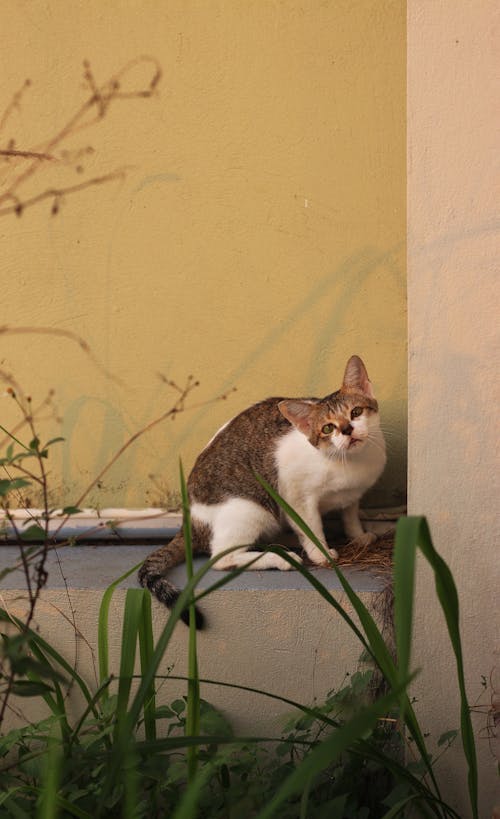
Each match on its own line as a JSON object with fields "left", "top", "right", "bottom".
{"left": 0, "top": 56, "right": 162, "bottom": 218}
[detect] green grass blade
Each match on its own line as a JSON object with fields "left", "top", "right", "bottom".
{"left": 115, "top": 588, "right": 143, "bottom": 723}
{"left": 134, "top": 733, "right": 312, "bottom": 754}
{"left": 256, "top": 476, "right": 398, "bottom": 679}
{"left": 68, "top": 677, "right": 113, "bottom": 747}
{"left": 254, "top": 479, "right": 441, "bottom": 795}
{"left": 137, "top": 589, "right": 156, "bottom": 742}
{"left": 50, "top": 798, "right": 92, "bottom": 819}
{"left": 396, "top": 517, "right": 478, "bottom": 819}
{"left": 101, "top": 587, "right": 144, "bottom": 813}
{"left": 393, "top": 517, "right": 419, "bottom": 693}
{"left": 122, "top": 745, "right": 140, "bottom": 819}
{"left": 11, "top": 785, "right": 92, "bottom": 819}
{"left": 299, "top": 775, "right": 313, "bottom": 819}
{"left": 24, "top": 641, "right": 71, "bottom": 741}
{"left": 97, "top": 571, "right": 195, "bottom": 811}
{"left": 36, "top": 728, "right": 62, "bottom": 819}
{"left": 97, "top": 561, "right": 142, "bottom": 695}
{"left": 381, "top": 794, "right": 423, "bottom": 819}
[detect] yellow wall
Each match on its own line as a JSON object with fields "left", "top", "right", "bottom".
{"left": 1, "top": 1, "right": 406, "bottom": 508}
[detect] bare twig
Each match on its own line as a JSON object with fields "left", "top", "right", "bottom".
{"left": 0, "top": 79, "right": 31, "bottom": 133}
{"left": 0, "top": 167, "right": 129, "bottom": 218}
{"left": 0, "top": 55, "right": 161, "bottom": 218}
{"left": 0, "top": 326, "right": 125, "bottom": 387}
{"left": 0, "top": 326, "right": 236, "bottom": 730}
{"left": 0, "top": 389, "right": 57, "bottom": 451}
{"left": 0, "top": 149, "right": 54, "bottom": 161}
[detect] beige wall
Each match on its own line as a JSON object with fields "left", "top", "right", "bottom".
{"left": 1, "top": 1, "right": 406, "bottom": 509}
{"left": 2, "top": 586, "right": 386, "bottom": 738}
{"left": 408, "top": 2, "right": 498, "bottom": 816}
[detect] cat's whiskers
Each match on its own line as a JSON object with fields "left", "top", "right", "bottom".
{"left": 366, "top": 434, "right": 388, "bottom": 456}
{"left": 378, "top": 424, "right": 401, "bottom": 440}
{"left": 327, "top": 444, "right": 346, "bottom": 468}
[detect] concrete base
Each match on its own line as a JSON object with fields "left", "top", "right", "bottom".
{"left": 0, "top": 544, "right": 392, "bottom": 737}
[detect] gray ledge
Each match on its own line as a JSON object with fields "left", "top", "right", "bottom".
{"left": 0, "top": 544, "right": 389, "bottom": 593}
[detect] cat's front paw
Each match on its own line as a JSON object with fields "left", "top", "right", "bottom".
{"left": 347, "top": 531, "right": 377, "bottom": 549}
{"left": 307, "top": 545, "right": 338, "bottom": 566}
{"left": 272, "top": 552, "right": 303, "bottom": 570}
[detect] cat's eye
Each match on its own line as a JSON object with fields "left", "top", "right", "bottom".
{"left": 321, "top": 423, "right": 335, "bottom": 435}
{"left": 350, "top": 407, "right": 363, "bottom": 419}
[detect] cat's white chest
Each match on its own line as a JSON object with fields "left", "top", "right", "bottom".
{"left": 274, "top": 427, "right": 385, "bottom": 512}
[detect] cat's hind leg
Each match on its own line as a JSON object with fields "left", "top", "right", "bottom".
{"left": 192, "top": 497, "right": 301, "bottom": 571}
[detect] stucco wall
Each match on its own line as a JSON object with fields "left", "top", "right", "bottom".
{"left": 1, "top": 576, "right": 390, "bottom": 738}
{"left": 408, "top": 2, "right": 499, "bottom": 815}
{"left": 1, "top": 1, "right": 406, "bottom": 509}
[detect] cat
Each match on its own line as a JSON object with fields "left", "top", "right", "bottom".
{"left": 138, "top": 355, "right": 386, "bottom": 627}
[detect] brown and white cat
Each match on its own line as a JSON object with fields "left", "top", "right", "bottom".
{"left": 138, "top": 355, "right": 386, "bottom": 626}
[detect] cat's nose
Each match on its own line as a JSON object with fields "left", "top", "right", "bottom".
{"left": 341, "top": 424, "right": 353, "bottom": 436}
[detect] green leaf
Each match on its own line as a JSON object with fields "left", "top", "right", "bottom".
{"left": 199, "top": 700, "right": 234, "bottom": 738}
{"left": 45, "top": 437, "right": 65, "bottom": 447}
{"left": 171, "top": 699, "right": 186, "bottom": 715}
{"left": 0, "top": 608, "right": 98, "bottom": 716}
{"left": 254, "top": 677, "right": 414, "bottom": 819}
{"left": 60, "top": 506, "right": 82, "bottom": 516}
{"left": 154, "top": 705, "right": 176, "bottom": 719}
{"left": 7, "top": 655, "right": 65, "bottom": 683}
{"left": 97, "top": 561, "right": 142, "bottom": 694}
{"left": 437, "top": 729, "right": 458, "bottom": 747}
{"left": 381, "top": 794, "right": 420, "bottom": 818}
{"left": 20, "top": 524, "right": 46, "bottom": 542}
{"left": 0, "top": 423, "right": 30, "bottom": 452}
{"left": 11, "top": 680, "right": 54, "bottom": 697}
{"left": 0, "top": 478, "right": 31, "bottom": 496}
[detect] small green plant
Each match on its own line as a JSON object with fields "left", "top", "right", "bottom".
{"left": 0, "top": 364, "right": 203, "bottom": 738}
{"left": 0, "top": 596, "right": 405, "bottom": 818}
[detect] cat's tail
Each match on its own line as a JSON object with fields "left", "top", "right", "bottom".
{"left": 138, "top": 529, "right": 206, "bottom": 628}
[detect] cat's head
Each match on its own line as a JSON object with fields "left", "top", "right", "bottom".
{"left": 278, "top": 356, "right": 381, "bottom": 457}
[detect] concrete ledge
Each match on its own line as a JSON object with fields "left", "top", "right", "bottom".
{"left": 0, "top": 544, "right": 389, "bottom": 593}
{"left": 0, "top": 581, "right": 392, "bottom": 736}
{"left": 1, "top": 534, "right": 393, "bottom": 736}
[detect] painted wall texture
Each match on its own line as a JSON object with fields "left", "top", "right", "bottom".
{"left": 1, "top": 1, "right": 406, "bottom": 510}
{"left": 408, "top": 2, "right": 499, "bottom": 816}
{"left": 1, "top": 583, "right": 390, "bottom": 739}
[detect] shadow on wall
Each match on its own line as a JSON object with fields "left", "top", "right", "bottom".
{"left": 155, "top": 243, "right": 407, "bottom": 508}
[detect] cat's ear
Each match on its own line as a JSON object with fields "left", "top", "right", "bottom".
{"left": 278, "top": 400, "right": 317, "bottom": 435}
{"left": 342, "top": 355, "right": 375, "bottom": 398}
